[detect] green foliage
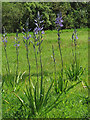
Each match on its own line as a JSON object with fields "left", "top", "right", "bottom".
{"left": 2, "top": 2, "right": 88, "bottom": 33}
{"left": 2, "top": 29, "right": 88, "bottom": 118}
{"left": 65, "top": 63, "right": 85, "bottom": 82}
{"left": 2, "top": 3, "right": 24, "bottom": 33}
{"left": 65, "top": 29, "right": 85, "bottom": 82}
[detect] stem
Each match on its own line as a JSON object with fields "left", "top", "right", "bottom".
{"left": 52, "top": 45, "right": 56, "bottom": 80}
{"left": 26, "top": 29, "right": 30, "bottom": 84}
{"left": 16, "top": 45, "right": 19, "bottom": 80}
{"left": 26, "top": 45, "right": 30, "bottom": 84}
{"left": 72, "top": 37, "right": 75, "bottom": 63}
{"left": 74, "top": 35, "right": 77, "bottom": 80}
{"left": 34, "top": 44, "right": 38, "bottom": 84}
{"left": 40, "top": 49, "right": 43, "bottom": 102}
{"left": 58, "top": 30, "right": 63, "bottom": 77}
{"left": 74, "top": 39, "right": 77, "bottom": 65}
{"left": 33, "top": 44, "right": 39, "bottom": 109}
{"left": 38, "top": 31, "right": 43, "bottom": 104}
{"left": 74, "top": 29, "right": 77, "bottom": 66}
{"left": 52, "top": 45, "right": 57, "bottom": 93}
{"left": 4, "top": 45, "right": 10, "bottom": 74}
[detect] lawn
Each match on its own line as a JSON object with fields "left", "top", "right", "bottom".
{"left": 2, "top": 28, "right": 89, "bottom": 118}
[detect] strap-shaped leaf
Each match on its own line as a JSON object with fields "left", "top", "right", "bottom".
{"left": 43, "top": 77, "right": 54, "bottom": 106}
{"left": 66, "top": 80, "right": 81, "bottom": 92}
{"left": 58, "top": 74, "right": 63, "bottom": 92}
{"left": 42, "top": 80, "right": 81, "bottom": 115}
{"left": 12, "top": 92, "right": 26, "bottom": 110}
{"left": 42, "top": 91, "right": 63, "bottom": 115}
{"left": 40, "top": 75, "right": 44, "bottom": 106}
{"left": 34, "top": 81, "right": 40, "bottom": 111}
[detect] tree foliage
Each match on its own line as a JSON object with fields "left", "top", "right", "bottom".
{"left": 2, "top": 2, "right": 88, "bottom": 33}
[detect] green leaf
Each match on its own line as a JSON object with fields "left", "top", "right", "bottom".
{"left": 66, "top": 80, "right": 81, "bottom": 92}
{"left": 12, "top": 92, "right": 26, "bottom": 111}
{"left": 43, "top": 77, "right": 54, "bottom": 106}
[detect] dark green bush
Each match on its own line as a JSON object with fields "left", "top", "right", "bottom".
{"left": 2, "top": 2, "right": 88, "bottom": 33}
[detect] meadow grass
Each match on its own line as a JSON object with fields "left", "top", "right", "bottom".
{"left": 2, "top": 28, "right": 89, "bottom": 118}
{"left": 2, "top": 28, "right": 88, "bottom": 76}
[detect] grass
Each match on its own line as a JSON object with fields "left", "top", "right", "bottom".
{"left": 2, "top": 28, "right": 88, "bottom": 75}
{"left": 2, "top": 28, "right": 89, "bottom": 118}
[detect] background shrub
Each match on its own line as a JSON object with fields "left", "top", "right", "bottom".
{"left": 2, "top": 2, "right": 88, "bottom": 33}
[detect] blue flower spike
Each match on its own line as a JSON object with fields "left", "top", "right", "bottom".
{"left": 22, "top": 19, "right": 32, "bottom": 46}
{"left": 14, "top": 30, "right": 20, "bottom": 48}
{"left": 55, "top": 12, "right": 63, "bottom": 29}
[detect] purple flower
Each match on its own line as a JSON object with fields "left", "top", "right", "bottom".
{"left": 34, "top": 27, "right": 41, "bottom": 34}
{"left": 5, "top": 40, "right": 7, "bottom": 43}
{"left": 59, "top": 23, "right": 63, "bottom": 27}
{"left": 35, "top": 23, "right": 38, "bottom": 27}
{"left": 22, "top": 32, "right": 25, "bottom": 35}
{"left": 34, "top": 27, "right": 44, "bottom": 35}
{"left": 55, "top": 14, "right": 63, "bottom": 28}
{"left": 14, "top": 33, "right": 20, "bottom": 47}
{"left": 2, "top": 37, "right": 7, "bottom": 44}
{"left": 15, "top": 37, "right": 17, "bottom": 40}
{"left": 37, "top": 42, "right": 39, "bottom": 46}
{"left": 23, "top": 36, "right": 26, "bottom": 39}
{"left": 76, "top": 35, "right": 78, "bottom": 39}
{"left": 22, "top": 19, "right": 32, "bottom": 45}
{"left": 2, "top": 27, "right": 8, "bottom": 48}
{"left": 23, "top": 34, "right": 31, "bottom": 40}
{"left": 33, "top": 11, "right": 45, "bottom": 48}
{"left": 14, "top": 44, "right": 20, "bottom": 47}
{"left": 29, "top": 34, "right": 31, "bottom": 38}
{"left": 14, "top": 41, "right": 20, "bottom": 47}
{"left": 34, "top": 12, "right": 44, "bottom": 35}
{"left": 27, "top": 36, "right": 30, "bottom": 40}
{"left": 41, "top": 31, "right": 45, "bottom": 34}
{"left": 23, "top": 28, "right": 26, "bottom": 31}
{"left": 34, "top": 19, "right": 37, "bottom": 22}
{"left": 2, "top": 39, "right": 7, "bottom": 43}
{"left": 28, "top": 28, "right": 31, "bottom": 32}
{"left": 2, "top": 40, "right": 4, "bottom": 42}
{"left": 40, "top": 20, "right": 44, "bottom": 23}
{"left": 72, "top": 29, "right": 78, "bottom": 41}
{"left": 17, "top": 44, "right": 20, "bottom": 47}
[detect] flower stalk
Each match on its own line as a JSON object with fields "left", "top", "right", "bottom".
{"left": 57, "top": 30, "right": 63, "bottom": 77}
{"left": 33, "top": 11, "right": 45, "bottom": 108}
{"left": 23, "top": 18, "right": 31, "bottom": 84}
{"left": 55, "top": 12, "right": 63, "bottom": 77}
{"left": 14, "top": 30, "right": 20, "bottom": 80}
{"left": 2, "top": 27, "right": 10, "bottom": 74}
{"left": 72, "top": 28, "right": 78, "bottom": 65}
{"left": 51, "top": 45, "right": 57, "bottom": 92}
